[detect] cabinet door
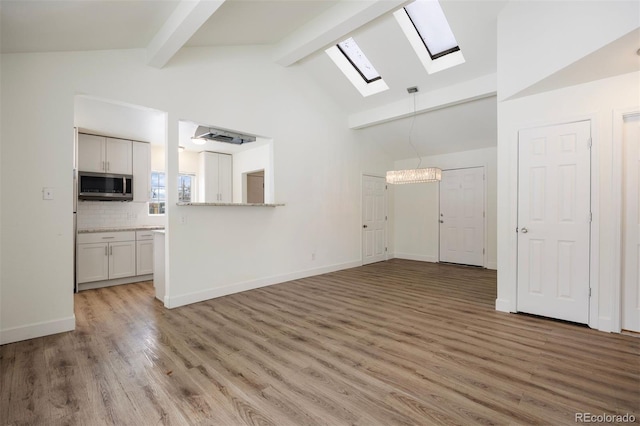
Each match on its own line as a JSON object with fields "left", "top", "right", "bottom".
{"left": 77, "top": 243, "right": 109, "bottom": 283}
{"left": 106, "top": 138, "right": 133, "bottom": 174}
{"left": 132, "top": 142, "right": 151, "bottom": 202}
{"left": 136, "top": 240, "right": 154, "bottom": 275}
{"left": 218, "top": 153, "right": 233, "bottom": 202}
{"left": 78, "top": 134, "right": 106, "bottom": 172}
{"left": 109, "top": 241, "right": 136, "bottom": 279}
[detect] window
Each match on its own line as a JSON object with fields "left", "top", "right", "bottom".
{"left": 325, "top": 37, "right": 389, "bottom": 97}
{"left": 149, "top": 171, "right": 194, "bottom": 215}
{"left": 336, "top": 37, "right": 382, "bottom": 83}
{"left": 394, "top": 0, "right": 465, "bottom": 74}
{"left": 404, "top": 0, "right": 459, "bottom": 60}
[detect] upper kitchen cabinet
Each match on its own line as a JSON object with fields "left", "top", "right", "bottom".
{"left": 198, "top": 151, "right": 232, "bottom": 202}
{"left": 78, "top": 133, "right": 132, "bottom": 174}
{"left": 132, "top": 142, "right": 151, "bottom": 202}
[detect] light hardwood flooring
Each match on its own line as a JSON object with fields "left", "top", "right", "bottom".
{"left": 1, "top": 259, "right": 639, "bottom": 425}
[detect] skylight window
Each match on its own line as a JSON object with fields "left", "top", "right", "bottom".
{"left": 404, "top": 0, "right": 459, "bottom": 59}
{"left": 394, "top": 0, "right": 465, "bottom": 74}
{"left": 336, "top": 37, "right": 382, "bottom": 83}
{"left": 326, "top": 37, "right": 388, "bottom": 97}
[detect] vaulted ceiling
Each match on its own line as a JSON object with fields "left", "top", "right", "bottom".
{"left": 1, "top": 0, "right": 504, "bottom": 160}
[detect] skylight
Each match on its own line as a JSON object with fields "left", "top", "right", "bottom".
{"left": 394, "top": 0, "right": 465, "bottom": 74}
{"left": 326, "top": 37, "right": 389, "bottom": 97}
{"left": 336, "top": 37, "right": 381, "bottom": 83}
{"left": 404, "top": 0, "right": 459, "bottom": 59}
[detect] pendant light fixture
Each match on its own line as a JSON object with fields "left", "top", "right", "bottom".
{"left": 386, "top": 86, "right": 441, "bottom": 184}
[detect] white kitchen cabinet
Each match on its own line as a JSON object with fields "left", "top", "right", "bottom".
{"left": 78, "top": 133, "right": 132, "bottom": 174}
{"left": 76, "top": 242, "right": 109, "bottom": 283}
{"left": 108, "top": 241, "right": 136, "bottom": 279}
{"left": 132, "top": 142, "right": 151, "bottom": 202}
{"left": 77, "top": 232, "right": 136, "bottom": 283}
{"left": 136, "top": 231, "right": 154, "bottom": 275}
{"left": 198, "top": 151, "right": 232, "bottom": 202}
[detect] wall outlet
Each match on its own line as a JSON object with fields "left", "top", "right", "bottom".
{"left": 179, "top": 215, "right": 187, "bottom": 224}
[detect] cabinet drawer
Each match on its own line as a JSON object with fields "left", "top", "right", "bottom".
{"left": 77, "top": 231, "right": 136, "bottom": 244}
{"left": 136, "top": 230, "right": 155, "bottom": 241}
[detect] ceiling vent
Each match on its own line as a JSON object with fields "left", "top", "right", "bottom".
{"left": 193, "top": 126, "right": 256, "bottom": 145}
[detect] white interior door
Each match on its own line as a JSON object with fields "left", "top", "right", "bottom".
{"left": 362, "top": 175, "right": 387, "bottom": 265}
{"left": 439, "top": 167, "right": 485, "bottom": 266}
{"left": 517, "top": 121, "right": 591, "bottom": 324}
{"left": 622, "top": 113, "right": 640, "bottom": 332}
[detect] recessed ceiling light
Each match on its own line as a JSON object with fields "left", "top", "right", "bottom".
{"left": 178, "top": 146, "right": 185, "bottom": 152}
{"left": 191, "top": 137, "right": 206, "bottom": 145}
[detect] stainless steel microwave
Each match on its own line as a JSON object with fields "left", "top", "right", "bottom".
{"left": 78, "top": 172, "right": 133, "bottom": 201}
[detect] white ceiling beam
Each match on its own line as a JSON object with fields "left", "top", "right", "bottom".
{"left": 273, "top": 0, "right": 410, "bottom": 67}
{"left": 146, "top": 0, "right": 225, "bottom": 68}
{"left": 348, "top": 73, "right": 497, "bottom": 129}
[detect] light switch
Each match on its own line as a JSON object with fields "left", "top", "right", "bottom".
{"left": 43, "top": 187, "right": 54, "bottom": 200}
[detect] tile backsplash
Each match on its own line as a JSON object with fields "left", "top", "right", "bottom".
{"left": 77, "top": 201, "right": 164, "bottom": 229}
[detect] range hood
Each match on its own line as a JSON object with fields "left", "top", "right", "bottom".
{"left": 193, "top": 126, "right": 256, "bottom": 145}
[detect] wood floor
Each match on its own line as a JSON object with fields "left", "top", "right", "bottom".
{"left": 1, "top": 259, "right": 638, "bottom": 425}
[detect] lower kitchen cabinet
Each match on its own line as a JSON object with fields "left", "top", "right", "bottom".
{"left": 136, "top": 231, "right": 154, "bottom": 275}
{"left": 76, "top": 242, "right": 109, "bottom": 283}
{"left": 77, "top": 231, "right": 136, "bottom": 284}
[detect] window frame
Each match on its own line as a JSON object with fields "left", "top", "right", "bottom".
{"left": 336, "top": 38, "right": 382, "bottom": 84}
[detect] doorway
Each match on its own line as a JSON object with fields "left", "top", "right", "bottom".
{"left": 622, "top": 113, "right": 640, "bottom": 332}
{"left": 516, "top": 120, "right": 591, "bottom": 324}
{"left": 439, "top": 167, "right": 485, "bottom": 266}
{"left": 362, "top": 175, "right": 387, "bottom": 265}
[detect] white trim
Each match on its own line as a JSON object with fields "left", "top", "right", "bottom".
{"left": 78, "top": 275, "right": 153, "bottom": 291}
{"left": 611, "top": 107, "right": 640, "bottom": 333}
{"left": 165, "top": 260, "right": 362, "bottom": 308}
{"left": 394, "top": 253, "right": 438, "bottom": 263}
{"left": 486, "top": 261, "right": 497, "bottom": 270}
{"left": 0, "top": 315, "right": 76, "bottom": 345}
{"left": 495, "top": 298, "right": 512, "bottom": 313}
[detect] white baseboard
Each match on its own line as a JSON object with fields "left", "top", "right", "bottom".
{"left": 596, "top": 317, "right": 618, "bottom": 333}
{"left": 393, "top": 253, "right": 438, "bottom": 263}
{"left": 166, "top": 260, "right": 362, "bottom": 309}
{"left": 495, "top": 298, "right": 513, "bottom": 313}
{"left": 78, "top": 274, "right": 153, "bottom": 291}
{"left": 0, "top": 315, "right": 75, "bottom": 345}
{"left": 486, "top": 261, "right": 497, "bottom": 270}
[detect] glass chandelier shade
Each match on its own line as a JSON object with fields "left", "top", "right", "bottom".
{"left": 386, "top": 167, "right": 442, "bottom": 184}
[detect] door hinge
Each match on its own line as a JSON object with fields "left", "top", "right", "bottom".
{"left": 385, "top": 185, "right": 388, "bottom": 190}
{"left": 385, "top": 247, "right": 388, "bottom": 252}
{"left": 483, "top": 248, "right": 485, "bottom": 254}
{"left": 589, "top": 212, "right": 593, "bottom": 223}
{"left": 516, "top": 227, "right": 519, "bottom": 233}
{"left": 589, "top": 287, "right": 592, "bottom": 297}
{"left": 587, "top": 138, "right": 592, "bottom": 149}
{"left": 385, "top": 216, "right": 388, "bottom": 220}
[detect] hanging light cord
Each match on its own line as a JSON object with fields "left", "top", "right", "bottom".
{"left": 407, "top": 92, "right": 422, "bottom": 169}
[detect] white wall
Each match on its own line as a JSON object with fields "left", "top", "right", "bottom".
{"left": 496, "top": 72, "right": 640, "bottom": 331}
{"left": 496, "top": 0, "right": 640, "bottom": 332}
{"left": 233, "top": 144, "right": 272, "bottom": 203}
{"left": 0, "top": 46, "right": 390, "bottom": 343}
{"left": 497, "top": 0, "right": 639, "bottom": 100}
{"left": 392, "top": 147, "right": 497, "bottom": 269}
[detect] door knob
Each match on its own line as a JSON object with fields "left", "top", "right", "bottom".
{"left": 439, "top": 220, "right": 444, "bottom": 223}
{"left": 521, "top": 227, "right": 528, "bottom": 233}
{"left": 363, "top": 225, "right": 368, "bottom": 228}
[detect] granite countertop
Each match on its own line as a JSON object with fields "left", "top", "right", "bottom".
{"left": 77, "top": 225, "right": 165, "bottom": 234}
{"left": 176, "top": 202, "right": 284, "bottom": 207}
